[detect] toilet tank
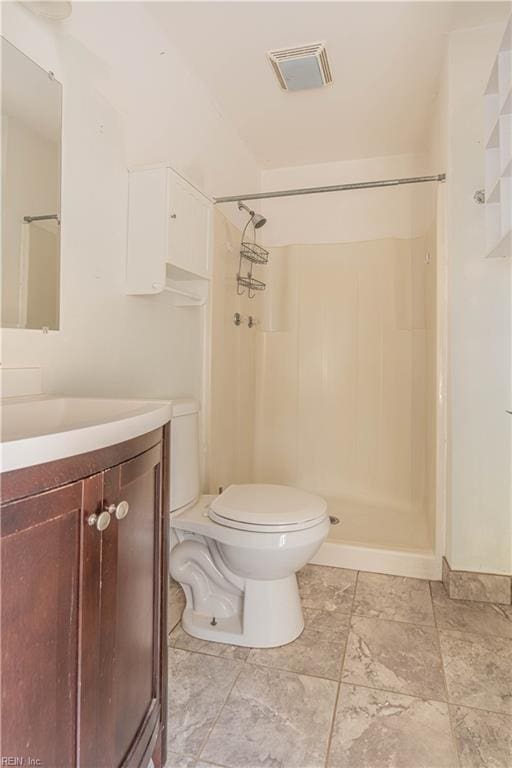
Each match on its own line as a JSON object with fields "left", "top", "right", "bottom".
{"left": 169, "top": 399, "right": 200, "bottom": 513}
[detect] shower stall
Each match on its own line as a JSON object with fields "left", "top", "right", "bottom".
{"left": 210, "top": 172, "right": 445, "bottom": 580}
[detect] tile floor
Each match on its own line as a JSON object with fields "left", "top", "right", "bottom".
{"left": 167, "top": 566, "right": 512, "bottom": 768}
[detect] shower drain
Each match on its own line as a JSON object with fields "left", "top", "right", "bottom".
{"left": 329, "top": 515, "right": 340, "bottom": 526}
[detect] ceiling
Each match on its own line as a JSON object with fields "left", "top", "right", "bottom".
{"left": 152, "top": 1, "right": 510, "bottom": 168}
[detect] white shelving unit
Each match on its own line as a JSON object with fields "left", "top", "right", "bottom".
{"left": 126, "top": 165, "right": 212, "bottom": 305}
{"left": 484, "top": 17, "right": 512, "bottom": 258}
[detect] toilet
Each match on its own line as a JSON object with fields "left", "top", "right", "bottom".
{"left": 169, "top": 399, "right": 330, "bottom": 648}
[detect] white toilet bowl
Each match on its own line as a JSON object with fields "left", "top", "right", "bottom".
{"left": 167, "top": 401, "right": 329, "bottom": 648}
{"left": 170, "top": 486, "right": 330, "bottom": 647}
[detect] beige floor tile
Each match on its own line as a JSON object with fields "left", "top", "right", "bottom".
{"left": 167, "top": 565, "right": 512, "bottom": 768}
{"left": 166, "top": 752, "right": 196, "bottom": 768}
{"left": 431, "top": 582, "right": 512, "bottom": 639}
{"left": 328, "top": 684, "right": 458, "bottom": 768}
{"left": 450, "top": 705, "right": 512, "bottom": 768}
{"left": 303, "top": 604, "right": 351, "bottom": 631}
{"left": 342, "top": 615, "right": 446, "bottom": 700}
{"left": 169, "top": 623, "right": 251, "bottom": 661}
{"left": 200, "top": 664, "right": 338, "bottom": 768}
{"left": 297, "top": 564, "right": 357, "bottom": 613}
{"left": 353, "top": 572, "right": 435, "bottom": 625}
{"left": 195, "top": 763, "right": 226, "bottom": 768}
{"left": 439, "top": 630, "right": 512, "bottom": 714}
{"left": 247, "top": 617, "right": 349, "bottom": 679}
{"left": 168, "top": 648, "right": 243, "bottom": 756}
{"left": 448, "top": 570, "right": 511, "bottom": 605}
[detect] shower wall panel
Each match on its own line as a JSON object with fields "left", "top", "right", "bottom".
{"left": 253, "top": 237, "right": 436, "bottom": 545}
{"left": 207, "top": 208, "right": 261, "bottom": 492}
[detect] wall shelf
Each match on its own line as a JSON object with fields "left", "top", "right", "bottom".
{"left": 159, "top": 263, "right": 209, "bottom": 307}
{"left": 501, "top": 86, "right": 512, "bottom": 115}
{"left": 165, "top": 262, "right": 210, "bottom": 282}
{"left": 484, "top": 18, "right": 512, "bottom": 258}
{"left": 155, "top": 283, "right": 207, "bottom": 306}
{"left": 485, "top": 119, "right": 500, "bottom": 149}
{"left": 487, "top": 229, "right": 512, "bottom": 260}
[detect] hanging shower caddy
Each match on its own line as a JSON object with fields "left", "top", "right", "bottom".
{"left": 236, "top": 202, "right": 269, "bottom": 298}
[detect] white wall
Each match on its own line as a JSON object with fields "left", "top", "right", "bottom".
{"left": 1, "top": 114, "right": 59, "bottom": 326}
{"left": 25, "top": 220, "right": 60, "bottom": 330}
{"left": 1, "top": 1, "right": 259, "bottom": 402}
{"left": 441, "top": 21, "right": 511, "bottom": 574}
{"left": 258, "top": 152, "right": 438, "bottom": 344}
{"left": 259, "top": 153, "right": 437, "bottom": 247}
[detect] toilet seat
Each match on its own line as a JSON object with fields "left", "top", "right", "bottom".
{"left": 208, "top": 484, "right": 327, "bottom": 533}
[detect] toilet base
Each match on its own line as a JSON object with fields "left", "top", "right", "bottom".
{"left": 181, "top": 574, "right": 305, "bottom": 648}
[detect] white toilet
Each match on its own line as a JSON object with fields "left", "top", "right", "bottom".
{"left": 169, "top": 400, "right": 330, "bottom": 648}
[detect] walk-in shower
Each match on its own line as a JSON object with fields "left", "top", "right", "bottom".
{"left": 213, "top": 171, "right": 445, "bottom": 579}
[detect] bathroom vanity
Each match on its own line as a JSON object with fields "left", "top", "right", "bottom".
{"left": 0, "top": 398, "right": 171, "bottom": 768}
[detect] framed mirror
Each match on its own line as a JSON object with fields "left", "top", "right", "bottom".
{"left": 1, "top": 37, "right": 62, "bottom": 330}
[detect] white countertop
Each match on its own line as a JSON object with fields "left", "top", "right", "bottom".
{"left": 0, "top": 395, "right": 173, "bottom": 472}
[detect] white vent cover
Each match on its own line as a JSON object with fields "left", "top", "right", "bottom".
{"left": 268, "top": 42, "right": 332, "bottom": 92}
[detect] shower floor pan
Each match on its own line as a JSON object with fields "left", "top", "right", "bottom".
{"left": 310, "top": 496, "right": 440, "bottom": 581}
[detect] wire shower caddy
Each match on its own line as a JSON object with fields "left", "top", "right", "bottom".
{"left": 237, "top": 223, "right": 269, "bottom": 298}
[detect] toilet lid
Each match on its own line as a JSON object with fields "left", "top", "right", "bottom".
{"left": 208, "top": 484, "right": 327, "bottom": 530}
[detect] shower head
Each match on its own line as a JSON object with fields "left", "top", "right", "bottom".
{"left": 238, "top": 201, "right": 267, "bottom": 229}
{"left": 252, "top": 213, "right": 267, "bottom": 229}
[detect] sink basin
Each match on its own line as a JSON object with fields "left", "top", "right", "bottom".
{"left": 1, "top": 395, "right": 173, "bottom": 472}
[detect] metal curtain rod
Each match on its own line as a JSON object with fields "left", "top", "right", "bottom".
{"left": 214, "top": 173, "right": 446, "bottom": 204}
{"left": 24, "top": 214, "right": 60, "bottom": 224}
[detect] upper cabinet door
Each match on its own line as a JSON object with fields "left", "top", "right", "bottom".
{"left": 167, "top": 170, "right": 212, "bottom": 278}
{"left": 126, "top": 168, "right": 168, "bottom": 294}
{"left": 126, "top": 166, "right": 212, "bottom": 294}
{"left": 0, "top": 482, "right": 82, "bottom": 768}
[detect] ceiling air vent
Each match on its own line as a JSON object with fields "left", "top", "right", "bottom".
{"left": 268, "top": 42, "right": 332, "bottom": 92}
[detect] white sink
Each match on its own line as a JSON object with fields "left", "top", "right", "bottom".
{"left": 1, "top": 395, "right": 173, "bottom": 472}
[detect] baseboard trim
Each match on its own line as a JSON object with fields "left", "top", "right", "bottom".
{"left": 442, "top": 557, "right": 511, "bottom": 605}
{"left": 311, "top": 541, "right": 442, "bottom": 581}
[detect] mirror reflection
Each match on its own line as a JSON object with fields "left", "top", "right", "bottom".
{"left": 1, "top": 37, "right": 62, "bottom": 330}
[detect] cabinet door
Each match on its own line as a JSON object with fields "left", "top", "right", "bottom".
{"left": 0, "top": 482, "right": 82, "bottom": 767}
{"left": 98, "top": 444, "right": 164, "bottom": 768}
{"left": 168, "top": 170, "right": 211, "bottom": 277}
{"left": 77, "top": 473, "right": 104, "bottom": 768}
{"left": 126, "top": 167, "right": 167, "bottom": 294}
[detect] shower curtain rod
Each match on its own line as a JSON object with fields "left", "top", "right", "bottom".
{"left": 214, "top": 173, "right": 446, "bottom": 204}
{"left": 24, "top": 214, "right": 61, "bottom": 225}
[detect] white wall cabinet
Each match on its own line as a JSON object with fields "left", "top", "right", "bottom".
{"left": 484, "top": 18, "right": 512, "bottom": 258}
{"left": 126, "top": 166, "right": 212, "bottom": 303}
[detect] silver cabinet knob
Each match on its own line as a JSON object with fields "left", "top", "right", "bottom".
{"left": 87, "top": 510, "right": 112, "bottom": 531}
{"left": 87, "top": 501, "right": 128, "bottom": 530}
{"left": 115, "top": 500, "right": 129, "bottom": 520}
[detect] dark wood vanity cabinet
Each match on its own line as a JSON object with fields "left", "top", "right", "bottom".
{"left": 0, "top": 426, "right": 169, "bottom": 768}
